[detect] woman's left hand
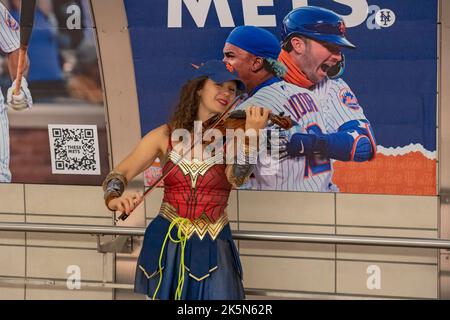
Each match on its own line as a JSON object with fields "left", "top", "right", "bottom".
{"left": 245, "top": 105, "right": 270, "bottom": 131}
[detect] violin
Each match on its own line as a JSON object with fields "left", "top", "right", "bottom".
{"left": 202, "top": 109, "right": 297, "bottom": 135}
{"left": 116, "top": 94, "right": 296, "bottom": 222}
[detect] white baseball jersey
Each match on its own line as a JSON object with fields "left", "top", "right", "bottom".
{"left": 0, "top": 3, "right": 20, "bottom": 183}
{"left": 309, "top": 77, "right": 371, "bottom": 192}
{"left": 236, "top": 78, "right": 328, "bottom": 191}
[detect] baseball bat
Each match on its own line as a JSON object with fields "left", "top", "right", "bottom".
{"left": 14, "top": 0, "right": 37, "bottom": 96}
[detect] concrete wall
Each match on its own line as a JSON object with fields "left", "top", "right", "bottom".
{"left": 0, "top": 184, "right": 114, "bottom": 299}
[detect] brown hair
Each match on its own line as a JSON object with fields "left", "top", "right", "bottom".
{"left": 169, "top": 77, "right": 207, "bottom": 131}
{"left": 282, "top": 34, "right": 309, "bottom": 52}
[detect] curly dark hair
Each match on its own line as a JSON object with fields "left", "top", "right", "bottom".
{"left": 169, "top": 77, "right": 208, "bottom": 131}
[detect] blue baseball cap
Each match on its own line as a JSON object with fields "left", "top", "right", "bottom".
{"left": 192, "top": 60, "right": 245, "bottom": 90}
{"left": 226, "top": 26, "right": 281, "bottom": 60}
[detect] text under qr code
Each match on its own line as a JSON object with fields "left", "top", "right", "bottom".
{"left": 48, "top": 125, "right": 101, "bottom": 175}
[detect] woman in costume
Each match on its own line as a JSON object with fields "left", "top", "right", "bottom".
{"left": 102, "top": 60, "right": 270, "bottom": 300}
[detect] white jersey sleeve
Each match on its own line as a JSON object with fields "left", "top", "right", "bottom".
{"left": 236, "top": 82, "right": 323, "bottom": 136}
{"left": 313, "top": 78, "right": 368, "bottom": 133}
{"left": 235, "top": 80, "right": 332, "bottom": 192}
{"left": 236, "top": 89, "right": 286, "bottom": 115}
{"left": 0, "top": 3, "right": 20, "bottom": 53}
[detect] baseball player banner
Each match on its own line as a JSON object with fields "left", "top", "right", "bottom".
{"left": 0, "top": 0, "right": 109, "bottom": 185}
{"left": 125, "top": 0, "right": 438, "bottom": 196}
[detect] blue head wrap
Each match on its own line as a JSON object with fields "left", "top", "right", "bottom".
{"left": 225, "top": 26, "right": 281, "bottom": 59}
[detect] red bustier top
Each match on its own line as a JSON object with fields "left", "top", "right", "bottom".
{"left": 162, "top": 148, "right": 231, "bottom": 223}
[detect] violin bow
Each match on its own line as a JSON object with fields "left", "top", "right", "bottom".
{"left": 116, "top": 93, "right": 247, "bottom": 222}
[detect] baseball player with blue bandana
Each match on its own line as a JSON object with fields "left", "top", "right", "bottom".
{"left": 223, "top": 26, "right": 328, "bottom": 191}
{"left": 0, "top": 3, "right": 33, "bottom": 183}
{"left": 278, "top": 6, "right": 377, "bottom": 192}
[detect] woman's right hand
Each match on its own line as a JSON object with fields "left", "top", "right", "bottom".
{"left": 107, "top": 191, "right": 144, "bottom": 216}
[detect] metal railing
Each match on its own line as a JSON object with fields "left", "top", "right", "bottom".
{"left": 1, "top": 221, "right": 450, "bottom": 249}
{"left": 0, "top": 221, "right": 447, "bottom": 299}
{"left": 0, "top": 275, "right": 392, "bottom": 299}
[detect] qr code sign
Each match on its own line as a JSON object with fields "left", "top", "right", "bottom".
{"left": 48, "top": 125, "right": 101, "bottom": 175}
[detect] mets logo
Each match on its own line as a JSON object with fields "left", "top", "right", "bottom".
{"left": 339, "top": 88, "right": 360, "bottom": 110}
{"left": 5, "top": 12, "right": 19, "bottom": 31}
{"left": 375, "top": 9, "right": 396, "bottom": 28}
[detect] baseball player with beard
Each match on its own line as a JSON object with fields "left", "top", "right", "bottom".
{"left": 278, "top": 6, "right": 376, "bottom": 192}
{"left": 0, "top": 3, "right": 33, "bottom": 183}
{"left": 222, "top": 25, "right": 328, "bottom": 191}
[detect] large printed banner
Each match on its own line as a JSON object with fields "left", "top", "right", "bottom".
{"left": 124, "top": 0, "right": 438, "bottom": 195}
{"left": 0, "top": 0, "right": 108, "bottom": 185}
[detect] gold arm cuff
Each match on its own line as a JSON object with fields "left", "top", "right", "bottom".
{"left": 225, "top": 164, "right": 250, "bottom": 188}
{"left": 102, "top": 171, "right": 128, "bottom": 192}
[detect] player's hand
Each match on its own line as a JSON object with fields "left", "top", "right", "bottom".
{"left": 278, "top": 133, "right": 317, "bottom": 159}
{"left": 245, "top": 106, "right": 270, "bottom": 131}
{"left": 107, "top": 191, "right": 144, "bottom": 216}
{"left": 266, "top": 129, "right": 290, "bottom": 159}
{"left": 7, "top": 77, "right": 33, "bottom": 111}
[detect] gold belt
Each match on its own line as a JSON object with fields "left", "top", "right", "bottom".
{"left": 159, "top": 202, "right": 228, "bottom": 241}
